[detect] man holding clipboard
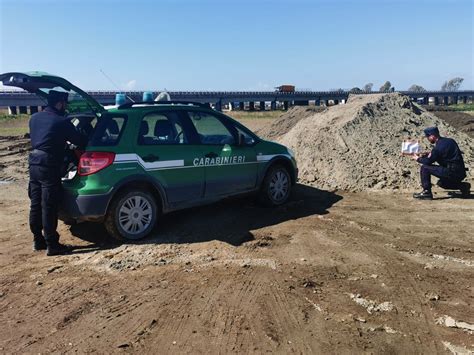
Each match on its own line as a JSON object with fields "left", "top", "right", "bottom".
{"left": 411, "top": 127, "right": 469, "bottom": 200}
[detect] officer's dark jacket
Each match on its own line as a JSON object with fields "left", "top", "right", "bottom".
{"left": 417, "top": 137, "right": 466, "bottom": 174}
{"left": 29, "top": 106, "right": 87, "bottom": 167}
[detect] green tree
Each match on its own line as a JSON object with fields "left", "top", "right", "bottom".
{"left": 379, "top": 81, "right": 391, "bottom": 92}
{"left": 363, "top": 83, "right": 373, "bottom": 92}
{"left": 441, "top": 77, "right": 464, "bottom": 91}
{"left": 408, "top": 84, "right": 426, "bottom": 92}
{"left": 350, "top": 87, "right": 363, "bottom": 93}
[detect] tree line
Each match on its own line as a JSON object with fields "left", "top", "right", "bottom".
{"left": 348, "top": 77, "right": 464, "bottom": 93}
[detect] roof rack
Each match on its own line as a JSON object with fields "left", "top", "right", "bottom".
{"left": 118, "top": 100, "right": 210, "bottom": 110}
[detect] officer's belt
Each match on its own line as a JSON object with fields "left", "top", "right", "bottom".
{"left": 29, "top": 149, "right": 60, "bottom": 167}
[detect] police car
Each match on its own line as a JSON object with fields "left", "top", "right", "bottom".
{"left": 1, "top": 72, "right": 298, "bottom": 241}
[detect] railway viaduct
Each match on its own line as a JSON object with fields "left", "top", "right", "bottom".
{"left": 1, "top": 90, "right": 473, "bottom": 114}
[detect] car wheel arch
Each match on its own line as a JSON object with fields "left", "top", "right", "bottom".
{"left": 106, "top": 175, "right": 166, "bottom": 214}
{"left": 261, "top": 157, "right": 296, "bottom": 186}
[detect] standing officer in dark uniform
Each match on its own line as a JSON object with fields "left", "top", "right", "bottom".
{"left": 29, "top": 90, "right": 88, "bottom": 256}
{"left": 412, "top": 126, "right": 470, "bottom": 200}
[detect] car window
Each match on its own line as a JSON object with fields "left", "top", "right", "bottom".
{"left": 90, "top": 115, "right": 127, "bottom": 146}
{"left": 138, "top": 111, "right": 188, "bottom": 145}
{"left": 71, "top": 116, "right": 97, "bottom": 139}
{"left": 187, "top": 111, "right": 235, "bottom": 145}
{"left": 235, "top": 126, "right": 256, "bottom": 145}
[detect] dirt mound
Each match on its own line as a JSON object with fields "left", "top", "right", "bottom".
{"left": 430, "top": 111, "right": 474, "bottom": 138}
{"left": 257, "top": 106, "right": 326, "bottom": 140}
{"left": 279, "top": 93, "right": 474, "bottom": 191}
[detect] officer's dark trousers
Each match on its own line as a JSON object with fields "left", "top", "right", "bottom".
{"left": 420, "top": 165, "right": 462, "bottom": 191}
{"left": 28, "top": 165, "right": 61, "bottom": 244}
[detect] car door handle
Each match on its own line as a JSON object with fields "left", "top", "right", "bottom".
{"left": 142, "top": 154, "right": 160, "bottom": 162}
{"left": 205, "top": 152, "right": 218, "bottom": 158}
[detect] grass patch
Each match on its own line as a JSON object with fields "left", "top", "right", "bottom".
{"left": 0, "top": 114, "right": 30, "bottom": 136}
{"left": 0, "top": 113, "right": 30, "bottom": 121}
{"left": 225, "top": 110, "right": 283, "bottom": 121}
{"left": 451, "top": 103, "right": 474, "bottom": 111}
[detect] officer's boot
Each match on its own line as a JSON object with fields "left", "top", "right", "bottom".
{"left": 46, "top": 242, "right": 73, "bottom": 256}
{"left": 413, "top": 189, "right": 433, "bottom": 200}
{"left": 33, "top": 235, "right": 47, "bottom": 251}
{"left": 460, "top": 182, "right": 471, "bottom": 198}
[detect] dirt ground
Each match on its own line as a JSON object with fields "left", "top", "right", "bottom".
{"left": 430, "top": 111, "right": 474, "bottom": 138}
{"left": 0, "top": 114, "right": 473, "bottom": 354}
{"left": 1, "top": 181, "right": 473, "bottom": 354}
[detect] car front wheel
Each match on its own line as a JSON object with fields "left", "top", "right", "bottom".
{"left": 259, "top": 164, "right": 291, "bottom": 206}
{"left": 105, "top": 189, "right": 158, "bottom": 241}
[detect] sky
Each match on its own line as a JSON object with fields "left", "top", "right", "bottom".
{"left": 0, "top": 0, "right": 473, "bottom": 91}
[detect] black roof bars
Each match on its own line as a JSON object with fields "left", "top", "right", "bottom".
{"left": 118, "top": 100, "right": 210, "bottom": 110}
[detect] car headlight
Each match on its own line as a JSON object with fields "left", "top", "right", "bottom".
{"left": 287, "top": 148, "right": 295, "bottom": 158}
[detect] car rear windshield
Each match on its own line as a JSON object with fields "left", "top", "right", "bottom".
{"left": 89, "top": 114, "right": 127, "bottom": 146}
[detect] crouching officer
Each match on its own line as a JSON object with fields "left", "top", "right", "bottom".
{"left": 29, "top": 90, "right": 88, "bottom": 256}
{"left": 412, "top": 126, "right": 470, "bottom": 200}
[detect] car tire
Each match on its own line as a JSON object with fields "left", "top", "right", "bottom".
{"left": 104, "top": 189, "right": 158, "bottom": 241}
{"left": 258, "top": 164, "right": 292, "bottom": 206}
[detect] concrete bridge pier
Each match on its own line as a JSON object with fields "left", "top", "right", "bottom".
{"left": 283, "top": 101, "right": 289, "bottom": 110}
{"left": 314, "top": 98, "right": 321, "bottom": 106}
{"left": 434, "top": 97, "right": 439, "bottom": 105}
{"left": 270, "top": 101, "right": 277, "bottom": 110}
{"left": 333, "top": 99, "right": 339, "bottom": 105}
{"left": 443, "top": 96, "right": 449, "bottom": 105}
{"left": 423, "top": 97, "right": 429, "bottom": 105}
{"left": 324, "top": 99, "right": 330, "bottom": 106}
{"left": 8, "top": 106, "right": 17, "bottom": 115}
{"left": 453, "top": 96, "right": 459, "bottom": 105}
{"left": 259, "top": 101, "right": 265, "bottom": 111}
{"left": 462, "top": 96, "right": 467, "bottom": 104}
{"left": 239, "top": 102, "right": 244, "bottom": 110}
{"left": 215, "top": 100, "right": 222, "bottom": 112}
{"left": 249, "top": 102, "right": 255, "bottom": 111}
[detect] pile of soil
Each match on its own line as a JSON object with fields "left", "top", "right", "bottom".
{"left": 430, "top": 111, "right": 474, "bottom": 138}
{"left": 279, "top": 93, "right": 474, "bottom": 191}
{"left": 257, "top": 106, "right": 326, "bottom": 140}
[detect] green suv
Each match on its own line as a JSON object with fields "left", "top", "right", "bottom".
{"left": 1, "top": 72, "right": 298, "bottom": 241}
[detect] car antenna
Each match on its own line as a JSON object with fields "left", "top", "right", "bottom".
{"left": 99, "top": 69, "right": 135, "bottom": 103}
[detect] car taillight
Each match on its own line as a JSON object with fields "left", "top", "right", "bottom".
{"left": 78, "top": 152, "right": 115, "bottom": 176}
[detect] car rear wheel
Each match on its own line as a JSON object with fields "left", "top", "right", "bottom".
{"left": 105, "top": 189, "right": 158, "bottom": 241}
{"left": 259, "top": 164, "right": 291, "bottom": 206}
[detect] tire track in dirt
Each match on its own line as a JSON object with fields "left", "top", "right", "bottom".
{"left": 326, "top": 195, "right": 472, "bottom": 352}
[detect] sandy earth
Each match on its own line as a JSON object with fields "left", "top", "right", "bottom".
{"left": 1, "top": 181, "right": 473, "bottom": 354}
{"left": 0, "top": 111, "right": 473, "bottom": 354}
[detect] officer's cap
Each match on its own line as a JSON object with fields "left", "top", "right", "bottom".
{"left": 423, "top": 126, "right": 439, "bottom": 137}
{"left": 47, "top": 90, "right": 69, "bottom": 106}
